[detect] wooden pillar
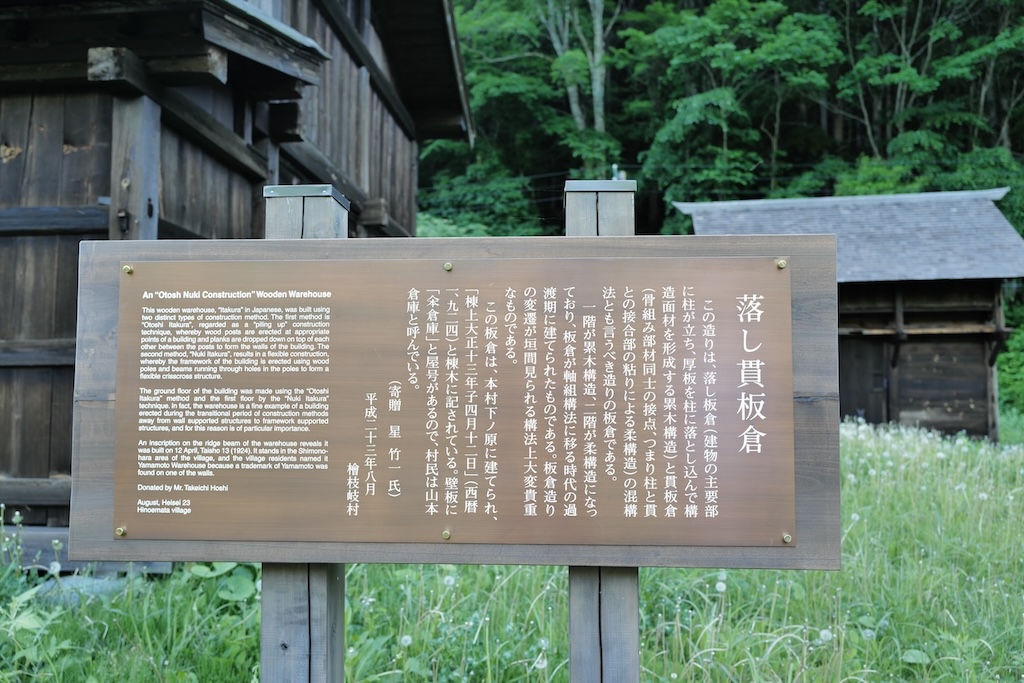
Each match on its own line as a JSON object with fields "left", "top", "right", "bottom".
{"left": 260, "top": 184, "right": 349, "bottom": 683}
{"left": 264, "top": 185, "right": 350, "bottom": 239}
{"left": 109, "top": 95, "right": 160, "bottom": 240}
{"left": 564, "top": 180, "right": 640, "bottom": 683}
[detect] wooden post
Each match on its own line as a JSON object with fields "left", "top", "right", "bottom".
{"left": 261, "top": 184, "right": 349, "bottom": 683}
{"left": 109, "top": 95, "right": 160, "bottom": 240}
{"left": 564, "top": 180, "right": 640, "bottom": 683}
{"left": 264, "top": 185, "right": 349, "bottom": 239}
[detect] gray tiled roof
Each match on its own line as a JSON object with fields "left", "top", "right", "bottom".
{"left": 674, "top": 188, "right": 1024, "bottom": 283}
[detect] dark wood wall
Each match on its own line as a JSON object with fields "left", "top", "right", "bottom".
{"left": 277, "top": 0, "right": 419, "bottom": 232}
{"left": 838, "top": 280, "right": 1002, "bottom": 438}
{"left": 0, "top": 0, "right": 431, "bottom": 523}
{"left": 0, "top": 91, "right": 113, "bottom": 524}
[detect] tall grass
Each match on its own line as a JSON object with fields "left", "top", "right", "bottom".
{"left": 346, "top": 419, "right": 1024, "bottom": 681}
{"left": 2, "top": 419, "right": 1022, "bottom": 681}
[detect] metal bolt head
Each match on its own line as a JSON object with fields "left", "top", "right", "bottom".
{"left": 782, "top": 533, "right": 793, "bottom": 544}
{"left": 443, "top": 262, "right": 453, "bottom": 272}
{"left": 122, "top": 264, "right": 133, "bottom": 275}
{"left": 776, "top": 259, "right": 788, "bottom": 270}
{"left": 115, "top": 527, "right": 127, "bottom": 537}
{"left": 441, "top": 530, "right": 451, "bottom": 540}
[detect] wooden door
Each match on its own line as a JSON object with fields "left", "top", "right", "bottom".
{"left": 839, "top": 337, "right": 889, "bottom": 424}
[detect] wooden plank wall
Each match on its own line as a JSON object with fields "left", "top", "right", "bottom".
{"left": 893, "top": 339, "right": 990, "bottom": 436}
{"left": 160, "top": 127, "right": 254, "bottom": 239}
{"left": 159, "top": 83, "right": 254, "bottom": 239}
{"left": 281, "top": 0, "right": 418, "bottom": 232}
{"left": 838, "top": 280, "right": 999, "bottom": 437}
{"left": 0, "top": 91, "right": 112, "bottom": 525}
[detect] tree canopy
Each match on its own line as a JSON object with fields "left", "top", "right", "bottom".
{"left": 417, "top": 0, "right": 1024, "bottom": 236}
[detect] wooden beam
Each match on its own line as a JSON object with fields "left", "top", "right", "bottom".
{"left": 200, "top": 2, "right": 328, "bottom": 85}
{"left": 0, "top": 62, "right": 86, "bottom": 87}
{"left": 840, "top": 325, "right": 1001, "bottom": 336}
{"left": 0, "top": 477, "right": 72, "bottom": 506}
{"left": 147, "top": 46, "right": 229, "bottom": 85}
{"left": 88, "top": 47, "right": 269, "bottom": 181}
{"left": 0, "top": 338, "right": 77, "bottom": 367}
{"left": 280, "top": 141, "right": 368, "bottom": 212}
{"left": 108, "top": 90, "right": 160, "bottom": 241}
{"left": 0, "top": 206, "right": 107, "bottom": 235}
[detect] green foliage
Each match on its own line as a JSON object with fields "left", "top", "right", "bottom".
{"left": 4, "top": 424, "right": 1024, "bottom": 679}
{"left": 833, "top": 156, "right": 927, "bottom": 196}
{"left": 0, "top": 518, "right": 261, "bottom": 683}
{"left": 997, "top": 328, "right": 1024, "bottom": 409}
{"left": 550, "top": 50, "right": 589, "bottom": 90}
{"left": 419, "top": 144, "right": 549, "bottom": 235}
{"left": 425, "top": 0, "right": 1024, "bottom": 233}
{"left": 624, "top": 0, "right": 842, "bottom": 208}
{"left": 416, "top": 213, "right": 492, "bottom": 238}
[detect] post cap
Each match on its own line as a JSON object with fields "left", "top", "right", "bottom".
{"left": 263, "top": 184, "right": 351, "bottom": 210}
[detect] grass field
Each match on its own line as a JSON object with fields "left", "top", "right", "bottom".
{"left": 2, "top": 419, "right": 1022, "bottom": 681}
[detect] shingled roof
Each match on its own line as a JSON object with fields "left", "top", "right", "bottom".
{"left": 674, "top": 188, "right": 1024, "bottom": 283}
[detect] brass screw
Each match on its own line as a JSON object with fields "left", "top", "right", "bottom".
{"left": 443, "top": 262, "right": 453, "bottom": 272}
{"left": 115, "top": 527, "right": 127, "bottom": 537}
{"left": 776, "top": 259, "right": 788, "bottom": 270}
{"left": 782, "top": 533, "right": 793, "bottom": 544}
{"left": 441, "top": 530, "right": 451, "bottom": 540}
{"left": 122, "top": 265, "right": 133, "bottom": 275}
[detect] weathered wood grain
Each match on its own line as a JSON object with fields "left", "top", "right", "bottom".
{"left": 568, "top": 567, "right": 601, "bottom": 683}
{"left": 0, "top": 339, "right": 76, "bottom": 367}
{"left": 89, "top": 47, "right": 268, "bottom": 182}
{"left": 567, "top": 181, "right": 640, "bottom": 683}
{"left": 0, "top": 477, "right": 71, "bottom": 505}
{"left": 0, "top": 206, "right": 108, "bottom": 236}
{"left": 0, "top": 95, "right": 33, "bottom": 207}
{"left": 259, "top": 186, "right": 348, "bottom": 683}
{"left": 109, "top": 94, "right": 160, "bottom": 241}
{"left": 70, "top": 233, "right": 840, "bottom": 571}
{"left": 60, "top": 92, "right": 112, "bottom": 206}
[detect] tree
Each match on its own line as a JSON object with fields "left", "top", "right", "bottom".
{"left": 423, "top": 0, "right": 1024, "bottom": 237}
{"left": 538, "top": 0, "right": 626, "bottom": 176}
{"left": 615, "top": 0, "right": 842, "bottom": 230}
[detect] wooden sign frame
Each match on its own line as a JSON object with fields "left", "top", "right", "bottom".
{"left": 71, "top": 234, "right": 838, "bottom": 569}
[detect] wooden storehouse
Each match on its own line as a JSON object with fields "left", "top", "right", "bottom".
{"left": 675, "top": 188, "right": 1024, "bottom": 440}
{"left": 0, "top": 0, "right": 472, "bottom": 531}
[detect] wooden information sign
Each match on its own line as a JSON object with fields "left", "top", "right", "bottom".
{"left": 72, "top": 235, "right": 838, "bottom": 569}
{"left": 115, "top": 256, "right": 794, "bottom": 546}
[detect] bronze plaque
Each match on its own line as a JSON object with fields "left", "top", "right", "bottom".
{"left": 114, "top": 257, "right": 795, "bottom": 546}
